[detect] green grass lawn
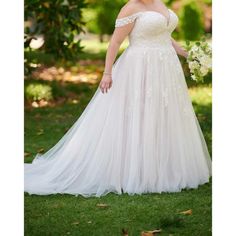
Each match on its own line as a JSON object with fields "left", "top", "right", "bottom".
{"left": 25, "top": 186, "right": 211, "bottom": 236}
{"left": 24, "top": 79, "right": 212, "bottom": 236}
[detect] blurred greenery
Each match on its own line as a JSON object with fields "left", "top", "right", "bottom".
{"left": 203, "top": 0, "right": 212, "bottom": 5}
{"left": 25, "top": 83, "right": 53, "bottom": 102}
{"left": 179, "top": 0, "right": 204, "bottom": 40}
{"left": 84, "top": 0, "right": 126, "bottom": 42}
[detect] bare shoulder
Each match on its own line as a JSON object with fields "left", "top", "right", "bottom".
{"left": 117, "top": 1, "right": 142, "bottom": 19}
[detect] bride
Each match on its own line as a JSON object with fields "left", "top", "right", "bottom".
{"left": 24, "top": 0, "right": 212, "bottom": 197}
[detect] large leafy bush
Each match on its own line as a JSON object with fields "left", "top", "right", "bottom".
{"left": 25, "top": 0, "right": 87, "bottom": 60}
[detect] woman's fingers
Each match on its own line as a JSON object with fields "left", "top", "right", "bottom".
{"left": 105, "top": 82, "right": 109, "bottom": 93}
{"left": 100, "top": 81, "right": 106, "bottom": 93}
{"left": 100, "top": 82, "right": 106, "bottom": 93}
{"left": 107, "top": 81, "right": 113, "bottom": 92}
{"left": 100, "top": 80, "right": 112, "bottom": 93}
{"left": 109, "top": 80, "right": 113, "bottom": 89}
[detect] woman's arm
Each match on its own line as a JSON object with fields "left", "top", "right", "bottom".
{"left": 99, "top": 6, "right": 136, "bottom": 93}
{"left": 171, "top": 38, "right": 188, "bottom": 59}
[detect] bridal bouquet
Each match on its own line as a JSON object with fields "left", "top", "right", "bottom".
{"left": 186, "top": 38, "right": 212, "bottom": 82}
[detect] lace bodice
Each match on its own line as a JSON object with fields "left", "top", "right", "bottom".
{"left": 115, "top": 9, "right": 178, "bottom": 49}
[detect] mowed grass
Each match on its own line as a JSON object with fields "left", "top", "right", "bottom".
{"left": 24, "top": 80, "right": 212, "bottom": 236}
{"left": 25, "top": 186, "right": 211, "bottom": 236}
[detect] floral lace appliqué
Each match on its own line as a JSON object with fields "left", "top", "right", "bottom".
{"left": 115, "top": 13, "right": 140, "bottom": 28}
{"left": 146, "top": 87, "right": 152, "bottom": 99}
{"left": 162, "top": 88, "right": 168, "bottom": 107}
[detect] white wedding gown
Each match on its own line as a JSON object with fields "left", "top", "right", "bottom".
{"left": 24, "top": 9, "right": 212, "bottom": 197}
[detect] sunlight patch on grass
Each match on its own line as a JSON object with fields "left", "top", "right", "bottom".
{"left": 189, "top": 85, "right": 212, "bottom": 106}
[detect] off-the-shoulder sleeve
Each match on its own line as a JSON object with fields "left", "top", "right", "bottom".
{"left": 115, "top": 13, "right": 140, "bottom": 28}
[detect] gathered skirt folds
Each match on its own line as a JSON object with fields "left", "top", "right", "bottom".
{"left": 24, "top": 45, "right": 212, "bottom": 197}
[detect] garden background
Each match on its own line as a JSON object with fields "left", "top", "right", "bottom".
{"left": 24, "top": 0, "right": 212, "bottom": 235}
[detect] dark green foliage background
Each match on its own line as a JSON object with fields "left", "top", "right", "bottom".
{"left": 25, "top": 0, "right": 87, "bottom": 60}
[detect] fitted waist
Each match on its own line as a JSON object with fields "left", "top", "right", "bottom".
{"left": 128, "top": 41, "right": 175, "bottom": 53}
{"left": 125, "top": 42, "right": 177, "bottom": 59}
{"left": 129, "top": 42, "right": 173, "bottom": 49}
{"left": 128, "top": 32, "right": 173, "bottom": 49}
{"left": 129, "top": 39, "right": 173, "bottom": 49}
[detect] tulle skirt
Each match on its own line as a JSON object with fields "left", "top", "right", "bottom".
{"left": 24, "top": 45, "right": 212, "bottom": 197}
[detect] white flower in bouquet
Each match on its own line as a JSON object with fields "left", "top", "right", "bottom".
{"left": 199, "top": 55, "right": 212, "bottom": 70}
{"left": 200, "top": 66, "right": 209, "bottom": 76}
{"left": 186, "top": 38, "right": 212, "bottom": 82}
{"left": 189, "top": 61, "right": 200, "bottom": 71}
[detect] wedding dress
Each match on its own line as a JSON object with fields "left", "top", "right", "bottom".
{"left": 24, "top": 9, "right": 212, "bottom": 197}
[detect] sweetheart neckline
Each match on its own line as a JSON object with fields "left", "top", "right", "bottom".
{"left": 139, "top": 9, "right": 171, "bottom": 26}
